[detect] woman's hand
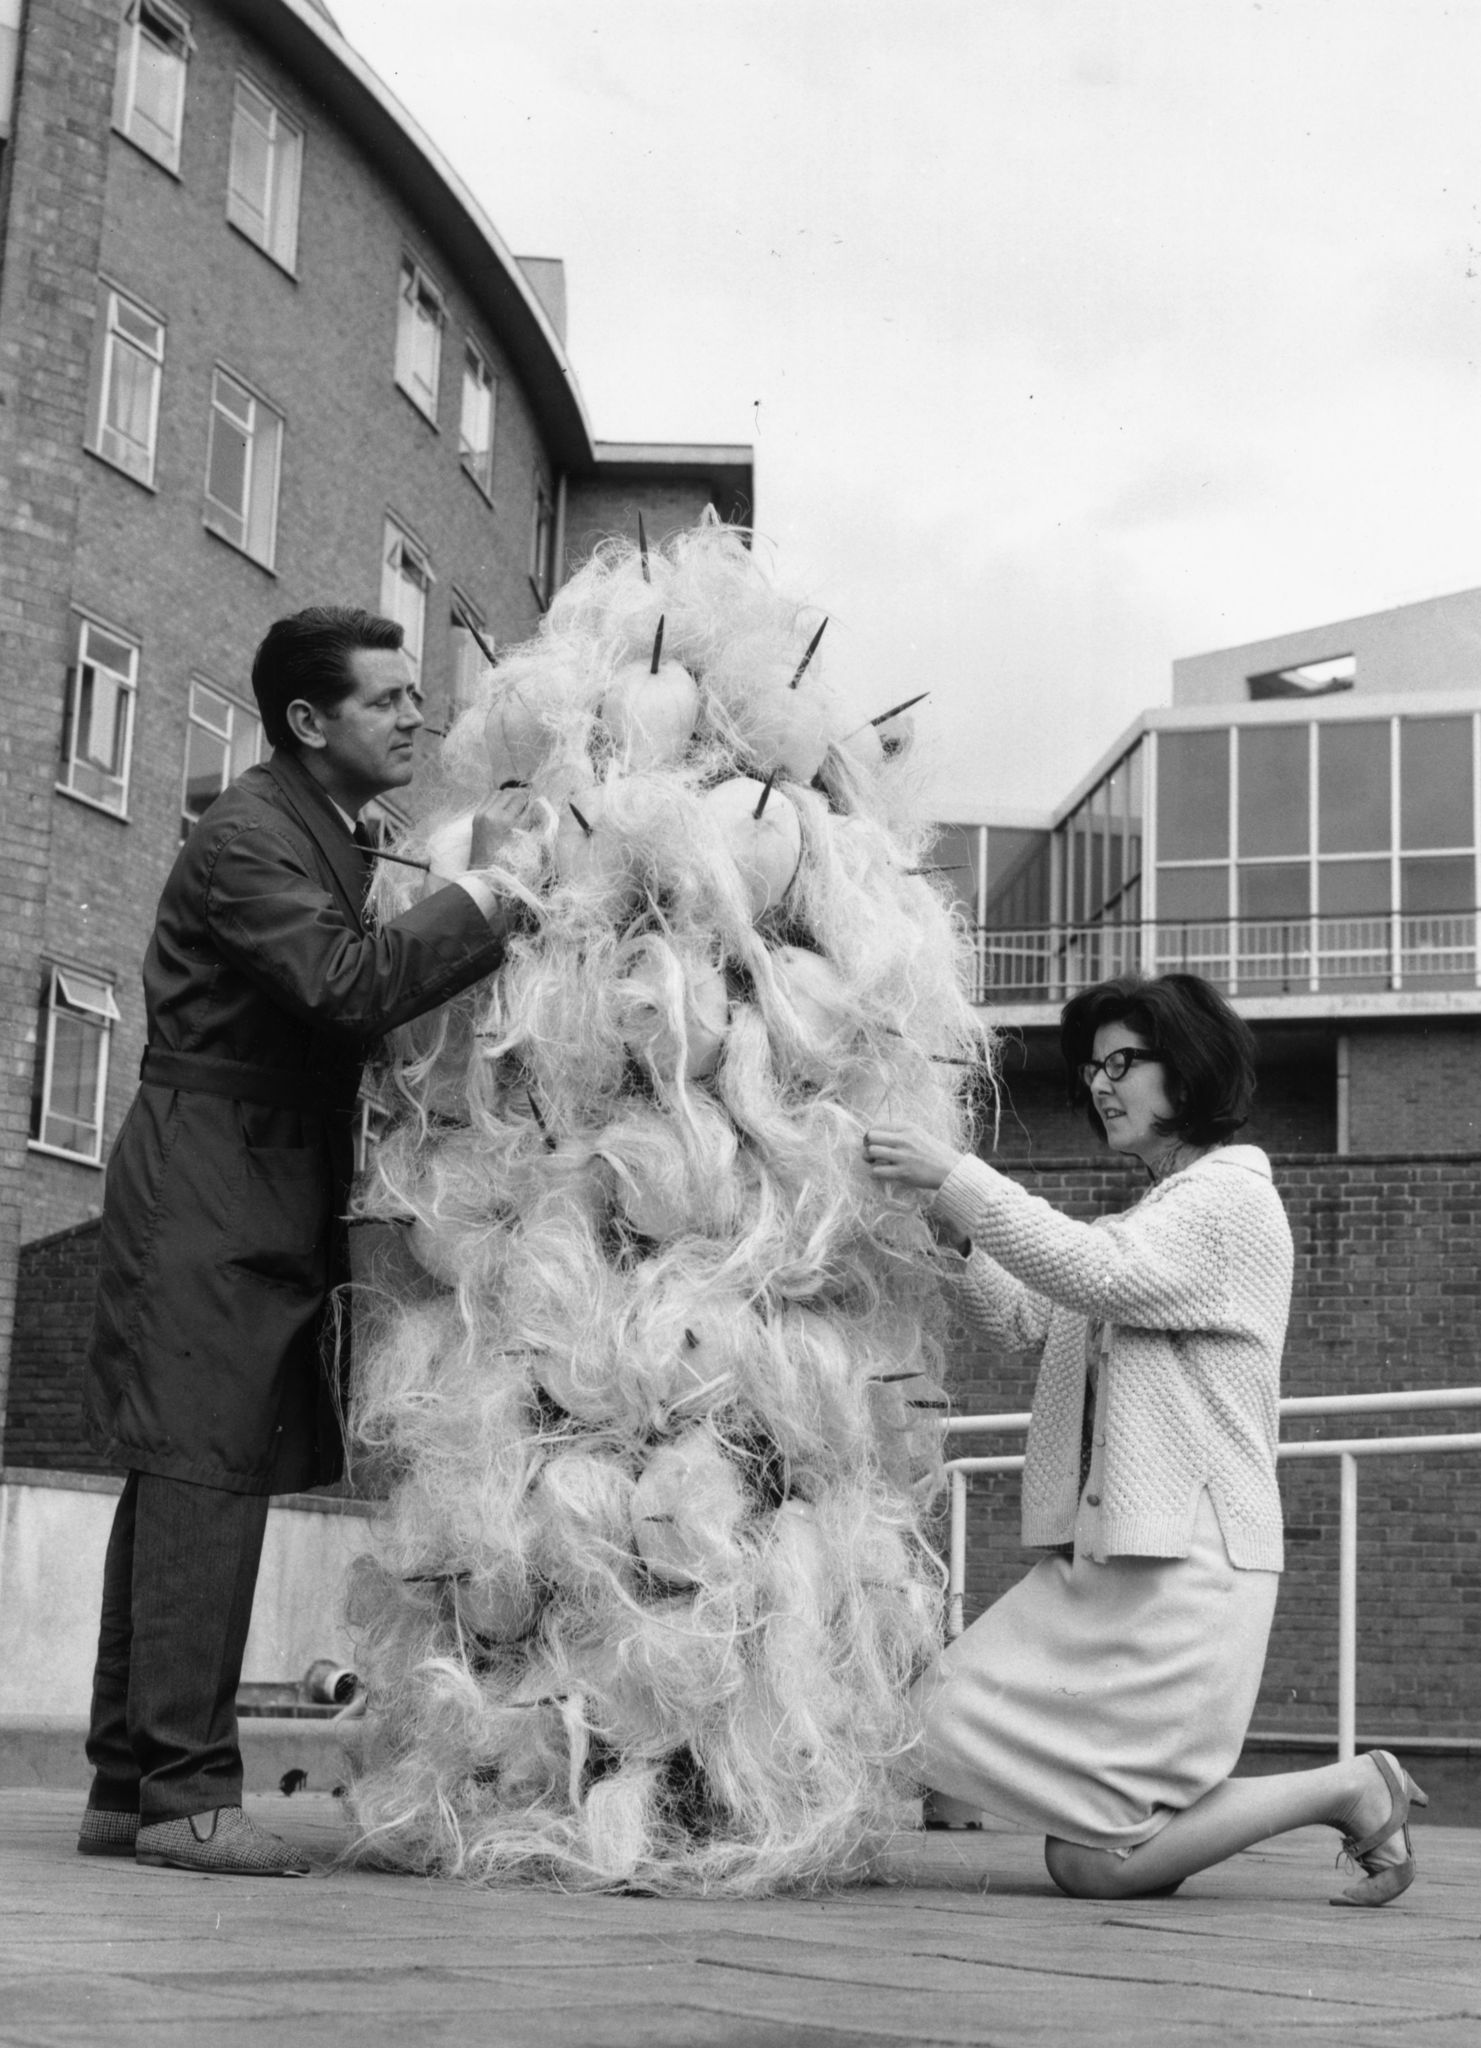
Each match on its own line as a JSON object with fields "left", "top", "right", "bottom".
{"left": 863, "top": 1122, "right": 962, "bottom": 1193}
{"left": 469, "top": 785, "right": 532, "bottom": 866}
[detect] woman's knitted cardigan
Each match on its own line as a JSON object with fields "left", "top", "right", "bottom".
{"left": 933, "top": 1144, "right": 1293, "bottom": 1571}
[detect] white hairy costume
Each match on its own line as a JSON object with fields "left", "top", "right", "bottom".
{"left": 343, "top": 517, "right": 987, "bottom": 1894}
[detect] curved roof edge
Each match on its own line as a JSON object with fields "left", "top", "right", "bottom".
{"left": 222, "top": 0, "right": 596, "bottom": 470}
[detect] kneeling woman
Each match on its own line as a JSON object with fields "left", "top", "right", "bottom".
{"left": 865, "top": 972, "right": 1425, "bottom": 1907}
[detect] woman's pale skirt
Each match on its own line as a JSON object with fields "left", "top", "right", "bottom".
{"left": 913, "top": 1491, "right": 1279, "bottom": 1852}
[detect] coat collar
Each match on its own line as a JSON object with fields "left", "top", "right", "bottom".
{"left": 262, "top": 749, "right": 371, "bottom": 927}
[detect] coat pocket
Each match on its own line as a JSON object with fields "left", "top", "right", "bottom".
{"left": 231, "top": 1133, "right": 330, "bottom": 1291}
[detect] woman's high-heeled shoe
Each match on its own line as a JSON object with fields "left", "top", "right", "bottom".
{"left": 1330, "top": 1749, "right": 1429, "bottom": 1907}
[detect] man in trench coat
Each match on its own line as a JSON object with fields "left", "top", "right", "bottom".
{"left": 78, "top": 605, "right": 526, "bottom": 1876}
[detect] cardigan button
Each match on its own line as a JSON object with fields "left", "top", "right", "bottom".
{"left": 1084, "top": 1493, "right": 1102, "bottom": 1507}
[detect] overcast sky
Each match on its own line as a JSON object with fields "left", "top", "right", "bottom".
{"left": 328, "top": 0, "right": 1481, "bottom": 821}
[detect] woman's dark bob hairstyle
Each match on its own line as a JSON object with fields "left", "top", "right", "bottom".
{"left": 1060, "top": 972, "right": 1256, "bottom": 1148}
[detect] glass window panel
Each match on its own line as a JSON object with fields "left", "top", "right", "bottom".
{"left": 228, "top": 704, "right": 264, "bottom": 781}
{"left": 460, "top": 347, "right": 495, "bottom": 489}
{"left": 189, "top": 680, "right": 231, "bottom": 736}
{"left": 1157, "top": 729, "right": 1229, "bottom": 860}
{"left": 183, "top": 721, "right": 227, "bottom": 826}
{"left": 228, "top": 101, "right": 271, "bottom": 239}
{"left": 206, "top": 412, "right": 248, "bottom": 538}
{"left": 1400, "top": 717, "right": 1472, "bottom": 850}
{"left": 1238, "top": 724, "right": 1309, "bottom": 858}
{"left": 1239, "top": 862, "right": 1308, "bottom": 918}
{"left": 1319, "top": 858, "right": 1390, "bottom": 914}
{"left": 1318, "top": 721, "right": 1390, "bottom": 852}
{"left": 1157, "top": 864, "right": 1229, "bottom": 920}
{"left": 245, "top": 409, "right": 281, "bottom": 564}
{"left": 1401, "top": 855, "right": 1473, "bottom": 913}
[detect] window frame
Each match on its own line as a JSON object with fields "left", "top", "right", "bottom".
{"left": 394, "top": 258, "right": 445, "bottom": 424}
{"left": 85, "top": 282, "right": 165, "bottom": 488}
{"left": 28, "top": 962, "right": 122, "bottom": 1167}
{"left": 458, "top": 341, "right": 497, "bottom": 495}
{"left": 203, "top": 364, "right": 284, "bottom": 570}
{"left": 448, "top": 590, "right": 488, "bottom": 725}
{"left": 380, "top": 517, "right": 434, "bottom": 685}
{"left": 57, "top": 613, "right": 140, "bottom": 819}
{"left": 530, "top": 478, "right": 555, "bottom": 608}
{"left": 112, "top": 0, "right": 192, "bottom": 175}
{"left": 180, "top": 676, "right": 265, "bottom": 840}
{"left": 226, "top": 71, "right": 303, "bottom": 274}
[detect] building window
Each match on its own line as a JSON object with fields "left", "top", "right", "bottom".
{"left": 30, "top": 966, "right": 121, "bottom": 1163}
{"left": 394, "top": 260, "right": 444, "bottom": 421}
{"left": 59, "top": 616, "right": 138, "bottom": 816}
{"left": 530, "top": 481, "right": 555, "bottom": 607}
{"left": 181, "top": 679, "right": 264, "bottom": 838}
{"left": 85, "top": 285, "right": 164, "bottom": 486}
{"left": 381, "top": 520, "right": 433, "bottom": 682}
{"left": 113, "top": 0, "right": 191, "bottom": 173}
{"left": 203, "top": 368, "right": 283, "bottom": 568}
{"left": 449, "top": 593, "right": 487, "bottom": 722}
{"left": 227, "top": 74, "right": 302, "bottom": 271}
{"left": 459, "top": 344, "right": 496, "bottom": 493}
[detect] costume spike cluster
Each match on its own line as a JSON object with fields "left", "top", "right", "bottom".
{"left": 344, "top": 515, "right": 988, "bottom": 1894}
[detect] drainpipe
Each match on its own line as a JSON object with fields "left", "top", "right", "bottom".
{"left": 1335, "top": 1031, "right": 1350, "bottom": 1155}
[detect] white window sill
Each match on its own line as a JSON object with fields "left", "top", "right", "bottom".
{"left": 225, "top": 216, "right": 298, "bottom": 281}
{"left": 112, "top": 123, "right": 183, "bottom": 181}
{"left": 203, "top": 518, "right": 278, "bottom": 576}
{"left": 394, "top": 379, "right": 440, "bottom": 430}
{"left": 460, "top": 459, "right": 495, "bottom": 507}
{"left": 56, "top": 783, "right": 129, "bottom": 823}
{"left": 27, "top": 1141, "right": 105, "bottom": 1170}
{"left": 83, "top": 443, "right": 158, "bottom": 493}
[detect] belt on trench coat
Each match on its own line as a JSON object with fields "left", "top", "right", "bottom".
{"left": 140, "top": 1046, "right": 361, "bottom": 1116}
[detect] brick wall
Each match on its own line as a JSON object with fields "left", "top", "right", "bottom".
{"left": 1347, "top": 1022, "right": 1481, "bottom": 1155}
{"left": 950, "top": 1152, "right": 1481, "bottom": 1739}
{"left": 0, "top": 0, "right": 117, "bottom": 1424}
{"left": 563, "top": 478, "right": 740, "bottom": 573}
{"left": 6, "top": 1216, "right": 109, "bottom": 1473}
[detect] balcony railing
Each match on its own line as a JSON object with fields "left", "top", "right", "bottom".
{"left": 942, "top": 1388, "right": 1481, "bottom": 1761}
{"left": 974, "top": 911, "right": 1481, "bottom": 1006}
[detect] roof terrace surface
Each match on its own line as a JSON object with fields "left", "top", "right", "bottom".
{"left": 3, "top": 1786, "right": 1475, "bottom": 2044}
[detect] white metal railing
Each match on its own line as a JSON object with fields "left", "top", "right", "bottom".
{"left": 974, "top": 913, "right": 1481, "bottom": 1006}
{"left": 942, "top": 1386, "right": 1481, "bottom": 1761}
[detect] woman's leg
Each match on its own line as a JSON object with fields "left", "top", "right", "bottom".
{"left": 1044, "top": 1751, "right": 1414, "bottom": 1900}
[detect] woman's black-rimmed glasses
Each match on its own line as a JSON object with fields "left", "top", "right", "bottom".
{"left": 1079, "top": 1047, "right": 1163, "bottom": 1089}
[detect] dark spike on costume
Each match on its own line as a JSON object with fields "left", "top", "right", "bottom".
{"left": 568, "top": 800, "right": 593, "bottom": 837}
{"left": 789, "top": 618, "right": 828, "bottom": 688}
{"left": 638, "top": 513, "right": 651, "bottom": 584}
{"left": 869, "top": 690, "right": 929, "bottom": 728}
{"left": 525, "top": 1085, "right": 557, "bottom": 1152}
{"left": 752, "top": 769, "right": 779, "bottom": 820}
{"left": 365, "top": 846, "right": 432, "bottom": 873}
{"left": 650, "top": 616, "right": 665, "bottom": 674}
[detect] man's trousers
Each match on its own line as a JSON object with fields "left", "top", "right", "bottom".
{"left": 84, "top": 1471, "right": 270, "bottom": 1821}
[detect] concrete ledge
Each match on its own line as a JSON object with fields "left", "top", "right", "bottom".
{"left": 0, "top": 1715, "right": 363, "bottom": 1795}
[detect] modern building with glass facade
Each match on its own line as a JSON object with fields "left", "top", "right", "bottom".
{"left": 939, "top": 585, "right": 1481, "bottom": 1157}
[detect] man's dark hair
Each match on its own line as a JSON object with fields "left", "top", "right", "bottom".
{"left": 251, "top": 607, "right": 404, "bottom": 750}
{"left": 1060, "top": 972, "right": 1256, "bottom": 1148}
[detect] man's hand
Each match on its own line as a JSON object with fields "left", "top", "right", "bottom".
{"left": 468, "top": 785, "right": 532, "bottom": 868}
{"left": 862, "top": 1122, "right": 962, "bottom": 1193}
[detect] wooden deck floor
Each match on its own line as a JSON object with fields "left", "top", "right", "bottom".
{"left": 2, "top": 1789, "right": 1477, "bottom": 2046}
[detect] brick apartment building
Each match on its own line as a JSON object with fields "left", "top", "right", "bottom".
{"left": 0, "top": 0, "right": 752, "bottom": 1420}
{"left": 938, "top": 589, "right": 1481, "bottom": 1748}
